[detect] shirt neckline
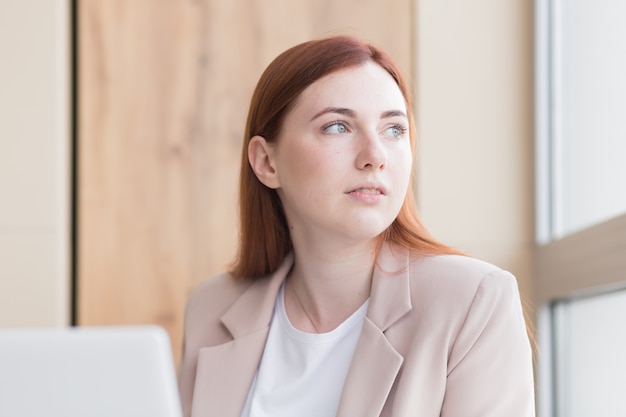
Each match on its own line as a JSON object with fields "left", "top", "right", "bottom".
{"left": 276, "top": 282, "right": 369, "bottom": 344}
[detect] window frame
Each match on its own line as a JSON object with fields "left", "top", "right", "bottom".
{"left": 534, "top": 0, "right": 626, "bottom": 415}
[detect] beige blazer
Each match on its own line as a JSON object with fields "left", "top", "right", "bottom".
{"left": 179, "top": 243, "right": 535, "bottom": 417}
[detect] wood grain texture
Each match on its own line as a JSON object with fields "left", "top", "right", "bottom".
{"left": 78, "top": 0, "right": 412, "bottom": 363}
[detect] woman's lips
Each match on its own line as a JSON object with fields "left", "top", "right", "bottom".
{"left": 345, "top": 185, "right": 387, "bottom": 203}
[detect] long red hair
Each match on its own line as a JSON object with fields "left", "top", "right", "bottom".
{"left": 230, "top": 35, "right": 460, "bottom": 279}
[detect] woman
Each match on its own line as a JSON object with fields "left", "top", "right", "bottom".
{"left": 179, "top": 36, "right": 535, "bottom": 417}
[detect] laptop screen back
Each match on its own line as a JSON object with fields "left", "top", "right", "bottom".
{"left": 0, "top": 325, "right": 183, "bottom": 417}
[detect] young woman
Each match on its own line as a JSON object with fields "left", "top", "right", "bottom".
{"left": 179, "top": 36, "right": 535, "bottom": 417}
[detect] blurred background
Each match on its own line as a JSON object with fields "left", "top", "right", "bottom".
{"left": 1, "top": 1, "right": 624, "bottom": 416}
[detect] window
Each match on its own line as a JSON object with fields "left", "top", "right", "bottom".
{"left": 552, "top": 289, "right": 626, "bottom": 416}
{"left": 535, "top": 0, "right": 626, "bottom": 416}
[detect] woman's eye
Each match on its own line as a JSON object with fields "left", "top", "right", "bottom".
{"left": 323, "top": 121, "right": 349, "bottom": 134}
{"left": 384, "top": 124, "right": 407, "bottom": 139}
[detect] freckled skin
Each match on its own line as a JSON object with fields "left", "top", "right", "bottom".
{"left": 269, "top": 62, "right": 413, "bottom": 247}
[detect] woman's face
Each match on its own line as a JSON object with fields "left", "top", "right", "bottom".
{"left": 258, "top": 62, "right": 413, "bottom": 246}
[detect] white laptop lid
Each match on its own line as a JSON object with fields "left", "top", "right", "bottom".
{"left": 0, "top": 325, "right": 183, "bottom": 417}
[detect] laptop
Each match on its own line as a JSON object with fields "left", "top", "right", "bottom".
{"left": 0, "top": 325, "right": 183, "bottom": 417}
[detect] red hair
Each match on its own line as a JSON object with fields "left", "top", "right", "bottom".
{"left": 230, "top": 36, "right": 460, "bottom": 279}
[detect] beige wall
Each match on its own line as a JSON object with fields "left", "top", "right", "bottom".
{"left": 0, "top": 0, "right": 70, "bottom": 327}
{"left": 415, "top": 0, "right": 535, "bottom": 302}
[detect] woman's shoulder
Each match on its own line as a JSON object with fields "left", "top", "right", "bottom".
{"left": 414, "top": 252, "right": 500, "bottom": 272}
{"left": 187, "top": 272, "right": 252, "bottom": 305}
{"left": 406, "top": 253, "right": 521, "bottom": 308}
{"left": 410, "top": 252, "right": 513, "bottom": 282}
{"left": 184, "top": 273, "right": 253, "bottom": 332}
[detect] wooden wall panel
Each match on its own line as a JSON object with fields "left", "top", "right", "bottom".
{"left": 78, "top": 0, "right": 412, "bottom": 362}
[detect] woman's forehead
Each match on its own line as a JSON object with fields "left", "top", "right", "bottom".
{"left": 289, "top": 62, "right": 407, "bottom": 117}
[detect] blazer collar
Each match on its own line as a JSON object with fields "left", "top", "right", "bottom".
{"left": 195, "top": 244, "right": 412, "bottom": 417}
{"left": 191, "top": 254, "right": 294, "bottom": 417}
{"left": 221, "top": 242, "right": 412, "bottom": 337}
{"left": 337, "top": 242, "right": 412, "bottom": 417}
{"left": 367, "top": 242, "right": 412, "bottom": 330}
{"left": 221, "top": 252, "right": 294, "bottom": 338}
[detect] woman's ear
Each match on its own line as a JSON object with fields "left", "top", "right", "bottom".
{"left": 248, "top": 136, "right": 281, "bottom": 189}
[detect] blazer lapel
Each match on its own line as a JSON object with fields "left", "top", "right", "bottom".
{"left": 192, "top": 330, "right": 268, "bottom": 417}
{"left": 336, "top": 243, "right": 412, "bottom": 417}
{"left": 190, "top": 246, "right": 410, "bottom": 417}
{"left": 191, "top": 254, "right": 294, "bottom": 417}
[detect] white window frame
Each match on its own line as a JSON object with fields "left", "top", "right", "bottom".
{"left": 534, "top": 0, "right": 626, "bottom": 416}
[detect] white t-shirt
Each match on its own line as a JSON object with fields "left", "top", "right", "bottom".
{"left": 240, "top": 283, "right": 369, "bottom": 417}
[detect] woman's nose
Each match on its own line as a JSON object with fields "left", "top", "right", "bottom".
{"left": 355, "top": 131, "right": 387, "bottom": 170}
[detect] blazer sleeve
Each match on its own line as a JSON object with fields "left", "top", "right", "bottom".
{"left": 441, "top": 270, "right": 536, "bottom": 417}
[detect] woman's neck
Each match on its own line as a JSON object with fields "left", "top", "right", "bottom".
{"left": 285, "top": 240, "right": 377, "bottom": 333}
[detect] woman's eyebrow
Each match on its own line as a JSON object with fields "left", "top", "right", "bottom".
{"left": 310, "top": 107, "right": 356, "bottom": 121}
{"left": 381, "top": 110, "right": 407, "bottom": 119}
{"left": 310, "top": 107, "right": 407, "bottom": 121}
